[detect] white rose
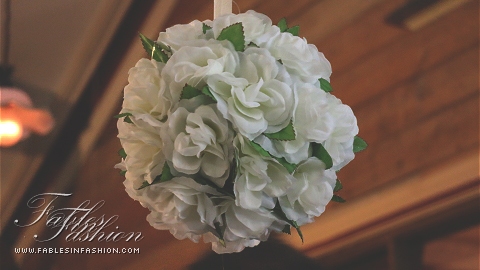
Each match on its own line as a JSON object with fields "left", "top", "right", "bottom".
{"left": 204, "top": 198, "right": 275, "bottom": 253}
{"left": 235, "top": 47, "right": 279, "bottom": 83}
{"left": 144, "top": 177, "right": 220, "bottom": 242}
{"left": 117, "top": 117, "right": 164, "bottom": 188}
{"left": 267, "top": 32, "right": 332, "bottom": 84}
{"left": 123, "top": 58, "right": 171, "bottom": 123}
{"left": 279, "top": 158, "right": 336, "bottom": 225}
{"left": 208, "top": 75, "right": 294, "bottom": 139}
{"left": 160, "top": 104, "right": 233, "bottom": 187}
{"left": 324, "top": 94, "right": 359, "bottom": 171}
{"left": 212, "top": 10, "right": 273, "bottom": 44}
{"left": 256, "top": 83, "right": 334, "bottom": 164}
{"left": 161, "top": 39, "right": 239, "bottom": 102}
{"left": 157, "top": 20, "right": 209, "bottom": 52}
{"left": 233, "top": 135, "right": 293, "bottom": 210}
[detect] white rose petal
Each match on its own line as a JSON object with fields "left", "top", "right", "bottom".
{"left": 279, "top": 158, "right": 336, "bottom": 225}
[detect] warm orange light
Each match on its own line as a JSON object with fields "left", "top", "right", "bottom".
{"left": 0, "top": 119, "right": 23, "bottom": 147}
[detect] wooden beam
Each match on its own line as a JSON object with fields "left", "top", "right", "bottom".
{"left": 332, "top": 0, "right": 478, "bottom": 107}
{"left": 356, "top": 46, "right": 479, "bottom": 144}
{"left": 280, "top": 150, "right": 479, "bottom": 259}
{"left": 289, "top": 0, "right": 386, "bottom": 41}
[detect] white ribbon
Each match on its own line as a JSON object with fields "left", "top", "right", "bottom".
{"left": 214, "top": 0, "right": 232, "bottom": 19}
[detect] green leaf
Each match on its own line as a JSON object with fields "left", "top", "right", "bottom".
{"left": 264, "top": 120, "right": 296, "bottom": 141}
{"left": 139, "top": 33, "right": 169, "bottom": 63}
{"left": 137, "top": 163, "right": 174, "bottom": 190}
{"left": 353, "top": 136, "right": 368, "bottom": 153}
{"left": 312, "top": 143, "right": 333, "bottom": 169}
{"left": 217, "top": 23, "right": 245, "bottom": 51}
{"left": 248, "top": 140, "right": 297, "bottom": 173}
{"left": 193, "top": 176, "right": 235, "bottom": 197}
{"left": 247, "top": 42, "right": 259, "bottom": 48}
{"left": 124, "top": 116, "right": 133, "bottom": 124}
{"left": 319, "top": 78, "right": 333, "bottom": 92}
{"left": 114, "top": 112, "right": 133, "bottom": 119}
{"left": 286, "top": 25, "right": 300, "bottom": 36}
{"left": 202, "top": 23, "right": 212, "bottom": 34}
{"left": 331, "top": 194, "right": 346, "bottom": 203}
{"left": 278, "top": 18, "right": 288, "bottom": 32}
{"left": 214, "top": 221, "right": 226, "bottom": 247}
{"left": 201, "top": 85, "right": 217, "bottom": 102}
{"left": 119, "top": 170, "right": 126, "bottom": 176}
{"left": 114, "top": 112, "right": 133, "bottom": 123}
{"left": 271, "top": 202, "right": 304, "bottom": 243}
{"left": 118, "top": 148, "right": 127, "bottom": 159}
{"left": 180, "top": 84, "right": 202, "bottom": 100}
{"left": 334, "top": 179, "right": 343, "bottom": 192}
{"left": 276, "top": 157, "right": 297, "bottom": 174}
{"left": 282, "top": 225, "right": 291, "bottom": 235}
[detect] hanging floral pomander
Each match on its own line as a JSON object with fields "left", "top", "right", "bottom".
{"left": 115, "top": 10, "right": 367, "bottom": 254}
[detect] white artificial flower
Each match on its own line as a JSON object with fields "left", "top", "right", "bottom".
{"left": 160, "top": 104, "right": 233, "bottom": 187}
{"left": 233, "top": 134, "right": 293, "bottom": 210}
{"left": 117, "top": 117, "right": 164, "bottom": 188}
{"left": 158, "top": 20, "right": 208, "bottom": 52}
{"left": 161, "top": 39, "right": 239, "bottom": 103}
{"left": 324, "top": 94, "right": 359, "bottom": 171}
{"left": 208, "top": 75, "right": 294, "bottom": 139}
{"left": 256, "top": 83, "right": 334, "bottom": 164}
{"left": 144, "top": 177, "right": 220, "bottom": 242}
{"left": 266, "top": 32, "right": 332, "bottom": 84}
{"left": 123, "top": 58, "right": 171, "bottom": 123}
{"left": 211, "top": 10, "right": 273, "bottom": 44}
{"left": 204, "top": 198, "right": 275, "bottom": 253}
{"left": 279, "top": 158, "right": 336, "bottom": 226}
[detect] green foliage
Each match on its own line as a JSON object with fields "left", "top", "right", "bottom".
{"left": 180, "top": 84, "right": 202, "bottom": 100}
{"left": 217, "top": 23, "right": 245, "bottom": 51}
{"left": 139, "top": 33, "right": 170, "bottom": 63}
{"left": 271, "top": 202, "right": 304, "bottom": 243}
{"left": 319, "top": 78, "right": 333, "bottom": 92}
{"left": 353, "top": 136, "right": 368, "bottom": 153}
{"left": 202, "top": 23, "right": 212, "bottom": 34}
{"left": 264, "top": 120, "right": 296, "bottom": 141}
{"left": 114, "top": 112, "right": 133, "bottom": 124}
{"left": 334, "top": 179, "right": 343, "bottom": 192}
{"left": 214, "top": 220, "right": 226, "bottom": 247}
{"left": 248, "top": 140, "right": 297, "bottom": 173}
{"left": 137, "top": 163, "right": 174, "bottom": 190}
{"left": 331, "top": 194, "right": 346, "bottom": 203}
{"left": 118, "top": 148, "right": 127, "bottom": 159}
{"left": 277, "top": 18, "right": 299, "bottom": 36}
{"left": 311, "top": 143, "right": 333, "bottom": 169}
{"left": 278, "top": 18, "right": 288, "bottom": 32}
{"left": 201, "top": 85, "right": 217, "bottom": 102}
{"left": 286, "top": 25, "right": 299, "bottom": 36}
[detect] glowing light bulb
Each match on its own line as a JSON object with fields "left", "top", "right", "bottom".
{"left": 0, "top": 119, "right": 23, "bottom": 147}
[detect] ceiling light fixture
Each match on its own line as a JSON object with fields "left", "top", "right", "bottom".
{"left": 0, "top": 0, "right": 55, "bottom": 147}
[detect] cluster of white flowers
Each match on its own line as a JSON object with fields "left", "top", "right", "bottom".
{"left": 116, "top": 11, "right": 361, "bottom": 253}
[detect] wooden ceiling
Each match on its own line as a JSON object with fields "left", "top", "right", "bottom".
{"left": 2, "top": 0, "right": 478, "bottom": 269}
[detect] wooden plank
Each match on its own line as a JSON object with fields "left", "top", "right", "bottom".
{"left": 281, "top": 150, "right": 479, "bottom": 258}
{"left": 315, "top": 0, "right": 406, "bottom": 73}
{"left": 339, "top": 95, "right": 479, "bottom": 200}
{"left": 289, "top": 0, "right": 386, "bottom": 41}
{"left": 248, "top": 0, "right": 313, "bottom": 24}
{"left": 331, "top": 0, "right": 479, "bottom": 107}
{"left": 356, "top": 46, "right": 479, "bottom": 144}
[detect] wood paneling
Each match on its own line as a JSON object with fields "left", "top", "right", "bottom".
{"left": 332, "top": 0, "right": 478, "bottom": 106}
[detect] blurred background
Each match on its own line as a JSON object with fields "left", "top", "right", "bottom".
{"left": 0, "top": 0, "right": 478, "bottom": 269}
